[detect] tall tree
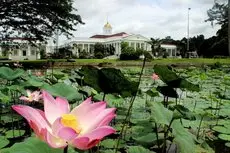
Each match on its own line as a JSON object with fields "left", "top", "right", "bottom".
{"left": 149, "top": 38, "right": 161, "bottom": 56}
{"left": 206, "top": 1, "right": 229, "bottom": 55}
{"left": 0, "top": 0, "right": 84, "bottom": 42}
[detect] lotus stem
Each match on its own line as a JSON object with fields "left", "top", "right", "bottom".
{"left": 155, "top": 123, "right": 160, "bottom": 149}
{"left": 162, "top": 96, "right": 170, "bottom": 153}
{"left": 210, "top": 91, "right": 212, "bottom": 114}
{"left": 51, "top": 61, "right": 54, "bottom": 81}
{"left": 193, "top": 100, "right": 197, "bottom": 112}
{"left": 63, "top": 145, "right": 68, "bottom": 153}
{"left": 145, "top": 94, "right": 148, "bottom": 111}
{"left": 216, "top": 99, "right": 222, "bottom": 125}
{"left": 197, "top": 115, "right": 204, "bottom": 139}
{"left": 115, "top": 57, "right": 146, "bottom": 153}
{"left": 166, "top": 119, "right": 174, "bottom": 135}
{"left": 102, "top": 93, "right": 106, "bottom": 101}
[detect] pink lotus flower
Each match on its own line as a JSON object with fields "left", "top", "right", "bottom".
{"left": 12, "top": 91, "right": 116, "bottom": 150}
{"left": 151, "top": 73, "right": 159, "bottom": 80}
{"left": 19, "top": 90, "right": 42, "bottom": 102}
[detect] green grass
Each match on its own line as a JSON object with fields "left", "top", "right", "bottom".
{"left": 0, "top": 58, "right": 230, "bottom": 67}
{"left": 150, "top": 58, "right": 230, "bottom": 64}
{"left": 75, "top": 58, "right": 230, "bottom": 65}
{"left": 72, "top": 58, "right": 230, "bottom": 66}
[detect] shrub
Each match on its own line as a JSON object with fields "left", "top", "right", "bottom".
{"left": 79, "top": 50, "right": 91, "bottom": 59}
{"left": 120, "top": 52, "right": 140, "bottom": 60}
{"left": 94, "top": 52, "right": 104, "bottom": 59}
{"left": 163, "top": 52, "right": 169, "bottom": 58}
{"left": 210, "top": 61, "right": 222, "bottom": 69}
{"left": 120, "top": 47, "right": 144, "bottom": 60}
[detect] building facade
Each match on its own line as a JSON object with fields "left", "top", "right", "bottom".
{"left": 160, "top": 44, "right": 178, "bottom": 57}
{"left": 62, "top": 22, "right": 152, "bottom": 57}
{"left": 0, "top": 22, "right": 179, "bottom": 60}
{"left": 0, "top": 38, "right": 45, "bottom": 60}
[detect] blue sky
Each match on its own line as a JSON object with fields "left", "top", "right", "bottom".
{"left": 58, "top": 0, "right": 227, "bottom": 43}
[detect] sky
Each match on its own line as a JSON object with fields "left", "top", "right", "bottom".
{"left": 59, "top": 0, "right": 227, "bottom": 43}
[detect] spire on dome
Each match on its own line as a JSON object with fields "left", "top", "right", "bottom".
{"left": 103, "top": 18, "right": 112, "bottom": 35}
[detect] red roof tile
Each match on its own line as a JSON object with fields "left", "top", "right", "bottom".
{"left": 90, "top": 32, "right": 128, "bottom": 39}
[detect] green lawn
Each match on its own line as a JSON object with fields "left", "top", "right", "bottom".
{"left": 1, "top": 58, "right": 230, "bottom": 67}
{"left": 150, "top": 58, "right": 230, "bottom": 64}
{"left": 74, "top": 58, "right": 230, "bottom": 66}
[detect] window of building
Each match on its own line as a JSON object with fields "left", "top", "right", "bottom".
{"left": 23, "top": 50, "right": 27, "bottom": 56}
{"left": 31, "top": 50, "right": 36, "bottom": 56}
{"left": 13, "top": 50, "right": 18, "bottom": 56}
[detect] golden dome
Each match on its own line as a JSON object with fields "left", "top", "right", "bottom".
{"left": 104, "top": 22, "right": 112, "bottom": 29}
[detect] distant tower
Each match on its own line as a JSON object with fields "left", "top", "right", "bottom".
{"left": 103, "top": 20, "right": 112, "bottom": 35}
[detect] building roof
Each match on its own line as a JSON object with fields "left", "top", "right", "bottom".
{"left": 90, "top": 32, "right": 128, "bottom": 39}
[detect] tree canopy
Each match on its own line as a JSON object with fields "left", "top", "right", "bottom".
{"left": 0, "top": 0, "right": 84, "bottom": 42}
{"left": 92, "top": 43, "right": 115, "bottom": 59}
{"left": 206, "top": 2, "right": 227, "bottom": 25}
{"left": 205, "top": 1, "right": 229, "bottom": 56}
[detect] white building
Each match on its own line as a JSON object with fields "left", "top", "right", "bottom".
{"left": 160, "top": 44, "right": 178, "bottom": 57}
{"left": 0, "top": 38, "right": 45, "bottom": 60}
{"left": 0, "top": 22, "right": 179, "bottom": 60}
{"left": 62, "top": 22, "right": 152, "bottom": 57}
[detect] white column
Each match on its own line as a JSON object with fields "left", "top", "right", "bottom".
{"left": 8, "top": 48, "right": 12, "bottom": 60}
{"left": 88, "top": 44, "right": 90, "bottom": 53}
{"left": 134, "top": 42, "right": 137, "bottom": 50}
{"left": 76, "top": 44, "right": 79, "bottom": 57}
{"left": 144, "top": 43, "right": 147, "bottom": 51}
{"left": 115, "top": 43, "right": 118, "bottom": 55}
{"left": 117, "top": 43, "right": 120, "bottom": 55}
{"left": 82, "top": 43, "right": 85, "bottom": 51}
{"left": 27, "top": 45, "right": 31, "bottom": 56}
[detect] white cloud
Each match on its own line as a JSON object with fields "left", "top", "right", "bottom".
{"left": 59, "top": 0, "right": 225, "bottom": 43}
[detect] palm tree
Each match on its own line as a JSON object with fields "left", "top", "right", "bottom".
{"left": 148, "top": 38, "right": 161, "bottom": 56}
